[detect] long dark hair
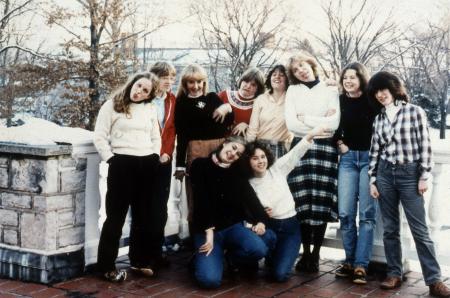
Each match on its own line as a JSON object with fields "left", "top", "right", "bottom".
{"left": 112, "top": 72, "right": 159, "bottom": 115}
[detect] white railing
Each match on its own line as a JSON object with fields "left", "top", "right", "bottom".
{"left": 78, "top": 142, "right": 450, "bottom": 267}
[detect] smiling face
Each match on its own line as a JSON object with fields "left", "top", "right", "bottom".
{"left": 186, "top": 79, "right": 205, "bottom": 97}
{"left": 271, "top": 69, "right": 287, "bottom": 92}
{"left": 342, "top": 69, "right": 361, "bottom": 95}
{"left": 130, "top": 78, "right": 152, "bottom": 102}
{"left": 218, "top": 141, "right": 245, "bottom": 164}
{"left": 375, "top": 89, "right": 394, "bottom": 106}
{"left": 250, "top": 148, "right": 268, "bottom": 177}
{"left": 239, "top": 80, "right": 258, "bottom": 99}
{"left": 292, "top": 61, "right": 315, "bottom": 82}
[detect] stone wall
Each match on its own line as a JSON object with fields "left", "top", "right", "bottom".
{"left": 0, "top": 143, "right": 86, "bottom": 284}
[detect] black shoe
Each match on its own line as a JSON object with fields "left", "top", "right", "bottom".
{"left": 308, "top": 259, "right": 319, "bottom": 273}
{"left": 335, "top": 263, "right": 353, "bottom": 278}
{"left": 295, "top": 255, "right": 309, "bottom": 272}
{"left": 104, "top": 269, "right": 127, "bottom": 282}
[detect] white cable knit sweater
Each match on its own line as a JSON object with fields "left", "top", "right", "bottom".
{"left": 93, "top": 99, "right": 161, "bottom": 161}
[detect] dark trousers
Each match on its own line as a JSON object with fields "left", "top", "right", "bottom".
{"left": 97, "top": 153, "right": 159, "bottom": 272}
{"left": 154, "top": 161, "right": 172, "bottom": 249}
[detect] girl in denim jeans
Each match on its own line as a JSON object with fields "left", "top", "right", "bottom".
{"left": 334, "top": 62, "right": 379, "bottom": 284}
{"left": 367, "top": 71, "right": 450, "bottom": 297}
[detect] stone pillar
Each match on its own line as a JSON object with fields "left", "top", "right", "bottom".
{"left": 0, "top": 143, "right": 86, "bottom": 284}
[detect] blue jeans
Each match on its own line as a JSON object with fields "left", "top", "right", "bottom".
{"left": 338, "top": 150, "right": 376, "bottom": 269}
{"left": 377, "top": 160, "right": 441, "bottom": 285}
{"left": 266, "top": 216, "right": 301, "bottom": 282}
{"left": 193, "top": 223, "right": 276, "bottom": 288}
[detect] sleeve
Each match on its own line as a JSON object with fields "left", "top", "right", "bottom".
{"left": 150, "top": 107, "right": 161, "bottom": 155}
{"left": 241, "top": 180, "right": 269, "bottom": 225}
{"left": 93, "top": 100, "right": 114, "bottom": 162}
{"left": 246, "top": 95, "right": 263, "bottom": 142}
{"left": 368, "top": 117, "right": 381, "bottom": 184}
{"left": 275, "top": 138, "right": 313, "bottom": 176}
{"left": 416, "top": 107, "right": 433, "bottom": 179}
{"left": 302, "top": 88, "right": 340, "bottom": 131}
{"left": 333, "top": 95, "right": 345, "bottom": 143}
{"left": 160, "top": 94, "right": 176, "bottom": 157}
{"left": 190, "top": 160, "right": 215, "bottom": 231}
{"left": 174, "top": 98, "right": 188, "bottom": 169}
{"left": 284, "top": 86, "right": 311, "bottom": 136}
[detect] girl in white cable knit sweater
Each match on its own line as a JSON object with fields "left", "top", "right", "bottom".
{"left": 94, "top": 72, "right": 161, "bottom": 282}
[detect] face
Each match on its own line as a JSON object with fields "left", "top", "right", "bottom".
{"left": 250, "top": 148, "right": 268, "bottom": 177}
{"left": 130, "top": 78, "right": 152, "bottom": 102}
{"left": 375, "top": 89, "right": 394, "bottom": 106}
{"left": 342, "top": 69, "right": 361, "bottom": 94}
{"left": 271, "top": 69, "right": 287, "bottom": 91}
{"left": 158, "top": 75, "right": 173, "bottom": 93}
{"left": 219, "top": 141, "right": 245, "bottom": 164}
{"left": 292, "top": 61, "right": 315, "bottom": 82}
{"left": 239, "top": 80, "right": 258, "bottom": 98}
{"left": 186, "top": 79, "right": 204, "bottom": 97}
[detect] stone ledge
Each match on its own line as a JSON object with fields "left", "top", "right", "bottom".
{"left": 0, "top": 143, "right": 72, "bottom": 157}
{"left": 0, "top": 247, "right": 84, "bottom": 284}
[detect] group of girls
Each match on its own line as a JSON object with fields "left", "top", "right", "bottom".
{"left": 92, "top": 53, "right": 450, "bottom": 297}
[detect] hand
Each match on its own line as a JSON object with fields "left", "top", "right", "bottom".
{"left": 305, "top": 125, "right": 330, "bottom": 141}
{"left": 174, "top": 170, "right": 186, "bottom": 182}
{"left": 213, "top": 103, "right": 231, "bottom": 123}
{"left": 338, "top": 143, "right": 349, "bottom": 155}
{"left": 418, "top": 179, "right": 428, "bottom": 196}
{"left": 264, "top": 207, "right": 273, "bottom": 218}
{"left": 370, "top": 184, "right": 379, "bottom": 199}
{"left": 232, "top": 122, "right": 248, "bottom": 137}
{"left": 198, "top": 229, "right": 214, "bottom": 256}
{"left": 325, "top": 109, "right": 336, "bottom": 117}
{"left": 160, "top": 153, "right": 170, "bottom": 164}
{"left": 251, "top": 222, "right": 266, "bottom": 236}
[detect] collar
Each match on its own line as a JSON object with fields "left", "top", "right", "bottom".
{"left": 212, "top": 154, "right": 231, "bottom": 168}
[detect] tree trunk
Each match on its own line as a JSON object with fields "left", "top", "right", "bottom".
{"left": 88, "top": 19, "right": 100, "bottom": 131}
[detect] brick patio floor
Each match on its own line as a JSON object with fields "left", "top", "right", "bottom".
{"left": 0, "top": 250, "right": 448, "bottom": 297}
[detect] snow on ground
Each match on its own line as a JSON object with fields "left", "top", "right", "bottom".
{"left": 0, "top": 116, "right": 93, "bottom": 146}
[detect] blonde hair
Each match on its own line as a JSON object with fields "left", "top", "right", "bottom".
{"left": 112, "top": 72, "right": 159, "bottom": 115}
{"left": 149, "top": 61, "right": 176, "bottom": 77}
{"left": 176, "top": 64, "right": 208, "bottom": 98}
{"left": 286, "top": 53, "right": 319, "bottom": 85}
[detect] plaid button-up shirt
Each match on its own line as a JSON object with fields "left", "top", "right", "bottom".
{"left": 368, "top": 102, "right": 432, "bottom": 184}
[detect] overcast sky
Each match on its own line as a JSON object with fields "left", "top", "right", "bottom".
{"left": 21, "top": 0, "right": 448, "bottom": 53}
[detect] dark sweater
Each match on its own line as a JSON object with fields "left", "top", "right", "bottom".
{"left": 335, "top": 93, "right": 377, "bottom": 151}
{"left": 190, "top": 156, "right": 268, "bottom": 233}
{"left": 174, "top": 92, "right": 234, "bottom": 167}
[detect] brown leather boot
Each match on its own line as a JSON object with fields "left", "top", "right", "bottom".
{"left": 429, "top": 281, "right": 450, "bottom": 297}
{"left": 380, "top": 276, "right": 402, "bottom": 289}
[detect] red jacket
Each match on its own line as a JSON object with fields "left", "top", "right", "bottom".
{"left": 160, "top": 91, "right": 176, "bottom": 158}
{"left": 218, "top": 90, "right": 254, "bottom": 127}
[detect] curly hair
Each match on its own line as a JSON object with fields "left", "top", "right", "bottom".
{"left": 243, "top": 141, "right": 275, "bottom": 178}
{"left": 112, "top": 72, "right": 159, "bottom": 115}
{"left": 265, "top": 64, "right": 289, "bottom": 94}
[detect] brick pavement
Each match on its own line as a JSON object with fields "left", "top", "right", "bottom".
{"left": 0, "top": 250, "right": 448, "bottom": 297}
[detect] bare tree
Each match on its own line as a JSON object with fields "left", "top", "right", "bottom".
{"left": 294, "top": 0, "right": 400, "bottom": 76}
{"left": 190, "top": 0, "right": 289, "bottom": 90}
{"left": 45, "top": 0, "right": 168, "bottom": 129}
